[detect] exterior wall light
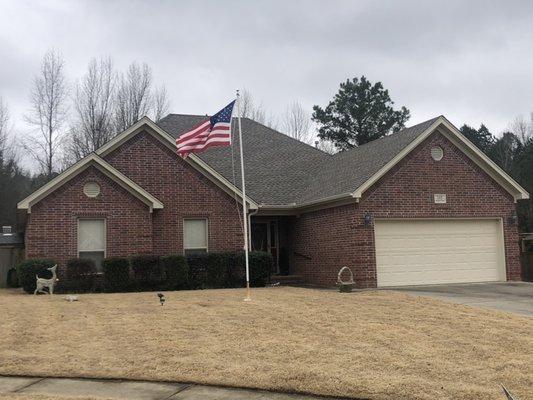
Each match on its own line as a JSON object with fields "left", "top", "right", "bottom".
{"left": 508, "top": 212, "right": 518, "bottom": 226}
{"left": 364, "top": 212, "right": 373, "bottom": 227}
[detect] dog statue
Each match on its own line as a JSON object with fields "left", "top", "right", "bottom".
{"left": 34, "top": 264, "right": 59, "bottom": 295}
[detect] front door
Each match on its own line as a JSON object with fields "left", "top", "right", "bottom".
{"left": 251, "top": 220, "right": 279, "bottom": 273}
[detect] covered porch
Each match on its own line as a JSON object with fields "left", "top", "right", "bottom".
{"left": 250, "top": 216, "right": 295, "bottom": 278}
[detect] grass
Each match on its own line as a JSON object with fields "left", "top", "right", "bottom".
{"left": 0, "top": 395, "right": 110, "bottom": 400}
{"left": 0, "top": 287, "right": 531, "bottom": 400}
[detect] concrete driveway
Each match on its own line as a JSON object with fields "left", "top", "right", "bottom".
{"left": 389, "top": 282, "right": 533, "bottom": 317}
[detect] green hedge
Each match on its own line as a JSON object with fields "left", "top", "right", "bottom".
{"left": 18, "top": 251, "right": 272, "bottom": 294}
{"left": 186, "top": 251, "right": 271, "bottom": 289}
{"left": 130, "top": 255, "right": 163, "bottom": 290}
{"left": 16, "top": 259, "right": 56, "bottom": 294}
{"left": 66, "top": 258, "right": 96, "bottom": 292}
{"left": 160, "top": 255, "right": 189, "bottom": 290}
{"left": 102, "top": 257, "right": 130, "bottom": 292}
{"left": 248, "top": 251, "right": 272, "bottom": 287}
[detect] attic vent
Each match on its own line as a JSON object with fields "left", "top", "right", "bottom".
{"left": 431, "top": 146, "right": 444, "bottom": 161}
{"left": 2, "top": 226, "right": 12, "bottom": 235}
{"left": 83, "top": 182, "right": 101, "bottom": 198}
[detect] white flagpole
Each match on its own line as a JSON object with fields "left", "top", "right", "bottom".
{"left": 236, "top": 90, "right": 251, "bottom": 301}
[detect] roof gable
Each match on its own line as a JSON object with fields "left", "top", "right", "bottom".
{"left": 158, "top": 115, "right": 330, "bottom": 205}
{"left": 17, "top": 154, "right": 164, "bottom": 212}
{"left": 160, "top": 114, "right": 528, "bottom": 207}
{"left": 97, "top": 117, "right": 258, "bottom": 209}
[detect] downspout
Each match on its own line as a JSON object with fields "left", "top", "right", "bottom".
{"left": 247, "top": 208, "right": 259, "bottom": 251}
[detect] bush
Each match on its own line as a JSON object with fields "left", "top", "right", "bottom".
{"left": 102, "top": 257, "right": 130, "bottom": 292}
{"left": 248, "top": 251, "right": 272, "bottom": 287}
{"left": 186, "top": 251, "right": 271, "bottom": 289}
{"left": 16, "top": 259, "right": 56, "bottom": 294}
{"left": 66, "top": 258, "right": 96, "bottom": 292}
{"left": 186, "top": 253, "right": 209, "bottom": 289}
{"left": 7, "top": 268, "right": 20, "bottom": 288}
{"left": 130, "top": 255, "right": 162, "bottom": 290}
{"left": 160, "top": 255, "right": 189, "bottom": 290}
{"left": 206, "top": 252, "right": 233, "bottom": 288}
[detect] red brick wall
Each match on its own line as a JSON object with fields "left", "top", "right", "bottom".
{"left": 290, "top": 131, "right": 522, "bottom": 287}
{"left": 25, "top": 166, "right": 153, "bottom": 269}
{"left": 25, "top": 130, "right": 244, "bottom": 277}
{"left": 103, "top": 130, "right": 244, "bottom": 255}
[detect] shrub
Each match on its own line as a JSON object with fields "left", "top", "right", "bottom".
{"left": 130, "top": 255, "right": 162, "bottom": 290}
{"left": 66, "top": 258, "right": 96, "bottom": 292}
{"left": 7, "top": 268, "right": 20, "bottom": 288}
{"left": 160, "top": 255, "right": 189, "bottom": 290}
{"left": 206, "top": 252, "right": 233, "bottom": 288}
{"left": 186, "top": 253, "right": 209, "bottom": 289}
{"left": 16, "top": 259, "right": 56, "bottom": 294}
{"left": 102, "top": 257, "right": 130, "bottom": 292}
{"left": 248, "top": 251, "right": 272, "bottom": 287}
{"left": 186, "top": 251, "right": 271, "bottom": 289}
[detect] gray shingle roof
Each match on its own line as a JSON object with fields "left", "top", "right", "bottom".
{"left": 157, "top": 114, "right": 440, "bottom": 206}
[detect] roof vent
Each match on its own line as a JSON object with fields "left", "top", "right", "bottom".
{"left": 2, "top": 226, "right": 12, "bottom": 235}
{"left": 84, "top": 182, "right": 101, "bottom": 198}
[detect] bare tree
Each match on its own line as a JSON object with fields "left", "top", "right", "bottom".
{"left": 238, "top": 88, "right": 277, "bottom": 129}
{"left": 67, "top": 57, "right": 116, "bottom": 160}
{"left": 23, "top": 50, "right": 69, "bottom": 177}
{"left": 113, "top": 62, "right": 153, "bottom": 132}
{"left": 315, "top": 139, "right": 337, "bottom": 155}
{"left": 509, "top": 114, "right": 533, "bottom": 144}
{"left": 153, "top": 86, "right": 170, "bottom": 122}
{"left": 0, "top": 96, "right": 10, "bottom": 160}
{"left": 281, "top": 101, "right": 313, "bottom": 144}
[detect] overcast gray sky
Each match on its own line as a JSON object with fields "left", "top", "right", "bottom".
{"left": 1, "top": 0, "right": 533, "bottom": 144}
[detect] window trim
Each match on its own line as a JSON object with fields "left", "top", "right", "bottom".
{"left": 77, "top": 218, "right": 107, "bottom": 263}
{"left": 183, "top": 218, "right": 209, "bottom": 255}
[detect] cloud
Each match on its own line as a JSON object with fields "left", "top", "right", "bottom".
{"left": 1, "top": 0, "right": 533, "bottom": 161}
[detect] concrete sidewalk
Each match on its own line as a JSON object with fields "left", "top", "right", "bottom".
{"left": 0, "top": 375, "right": 332, "bottom": 399}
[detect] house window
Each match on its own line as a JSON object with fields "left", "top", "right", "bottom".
{"left": 78, "top": 219, "right": 106, "bottom": 271}
{"left": 183, "top": 219, "right": 208, "bottom": 255}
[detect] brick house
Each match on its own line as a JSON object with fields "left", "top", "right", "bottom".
{"left": 17, "top": 115, "right": 529, "bottom": 288}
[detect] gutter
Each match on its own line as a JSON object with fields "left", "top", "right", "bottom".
{"left": 257, "top": 192, "right": 358, "bottom": 214}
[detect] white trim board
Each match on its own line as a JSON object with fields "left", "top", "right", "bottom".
{"left": 352, "top": 116, "right": 529, "bottom": 202}
{"left": 96, "top": 116, "right": 258, "bottom": 210}
{"left": 17, "top": 153, "right": 164, "bottom": 213}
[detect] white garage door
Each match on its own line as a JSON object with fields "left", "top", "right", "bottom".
{"left": 375, "top": 219, "right": 505, "bottom": 287}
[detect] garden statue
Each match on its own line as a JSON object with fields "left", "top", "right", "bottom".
{"left": 34, "top": 264, "right": 59, "bottom": 295}
{"left": 337, "top": 266, "right": 355, "bottom": 293}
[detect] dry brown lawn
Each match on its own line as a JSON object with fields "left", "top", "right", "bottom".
{"left": 0, "top": 287, "right": 531, "bottom": 400}
{"left": 0, "top": 395, "right": 110, "bottom": 400}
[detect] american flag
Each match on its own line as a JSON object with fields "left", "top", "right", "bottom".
{"left": 176, "top": 100, "right": 236, "bottom": 157}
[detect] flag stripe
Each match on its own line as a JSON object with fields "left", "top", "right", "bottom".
{"left": 176, "top": 100, "right": 235, "bottom": 157}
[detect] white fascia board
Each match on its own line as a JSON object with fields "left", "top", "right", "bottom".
{"left": 96, "top": 116, "right": 258, "bottom": 210}
{"left": 352, "top": 116, "right": 529, "bottom": 201}
{"left": 17, "top": 154, "right": 164, "bottom": 212}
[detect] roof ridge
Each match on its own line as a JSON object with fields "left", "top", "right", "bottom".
{"left": 161, "top": 113, "right": 332, "bottom": 156}
{"left": 239, "top": 117, "right": 332, "bottom": 156}
{"left": 331, "top": 116, "right": 441, "bottom": 157}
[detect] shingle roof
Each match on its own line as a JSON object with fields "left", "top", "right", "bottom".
{"left": 157, "top": 114, "right": 440, "bottom": 206}
{"left": 299, "top": 116, "right": 441, "bottom": 203}
{"left": 0, "top": 233, "right": 24, "bottom": 246}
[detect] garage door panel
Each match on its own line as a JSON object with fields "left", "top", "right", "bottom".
{"left": 375, "top": 219, "right": 505, "bottom": 287}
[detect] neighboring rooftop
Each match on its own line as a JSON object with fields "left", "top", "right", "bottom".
{"left": 158, "top": 114, "right": 440, "bottom": 206}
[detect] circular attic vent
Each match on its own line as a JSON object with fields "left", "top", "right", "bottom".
{"left": 431, "top": 146, "right": 444, "bottom": 161}
{"left": 83, "top": 182, "right": 101, "bottom": 198}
